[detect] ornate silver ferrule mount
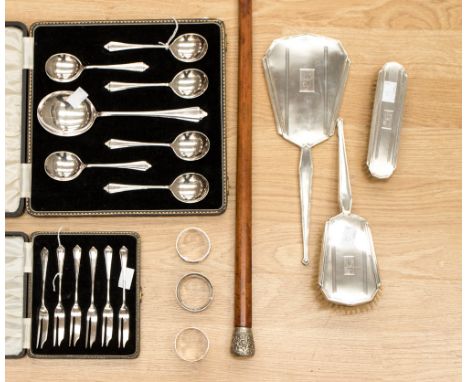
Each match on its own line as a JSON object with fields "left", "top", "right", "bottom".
{"left": 231, "top": 327, "right": 255, "bottom": 357}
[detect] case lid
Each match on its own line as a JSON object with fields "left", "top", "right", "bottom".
{"left": 5, "top": 22, "right": 30, "bottom": 217}
{"left": 5, "top": 232, "right": 31, "bottom": 358}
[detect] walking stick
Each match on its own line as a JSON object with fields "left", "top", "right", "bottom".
{"left": 231, "top": 0, "right": 255, "bottom": 357}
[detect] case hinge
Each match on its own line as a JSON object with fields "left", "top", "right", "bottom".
{"left": 24, "top": 242, "right": 33, "bottom": 273}
{"left": 23, "top": 37, "right": 34, "bottom": 69}
{"left": 23, "top": 318, "right": 32, "bottom": 349}
{"left": 21, "top": 163, "right": 32, "bottom": 198}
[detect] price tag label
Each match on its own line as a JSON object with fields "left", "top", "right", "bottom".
{"left": 118, "top": 267, "right": 135, "bottom": 290}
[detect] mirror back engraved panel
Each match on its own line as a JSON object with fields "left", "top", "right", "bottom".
{"left": 263, "top": 34, "right": 350, "bottom": 148}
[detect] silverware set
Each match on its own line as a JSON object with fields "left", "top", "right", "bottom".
{"left": 36, "top": 245, "right": 131, "bottom": 349}
{"left": 37, "top": 29, "right": 212, "bottom": 203}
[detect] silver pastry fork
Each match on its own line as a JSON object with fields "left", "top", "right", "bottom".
{"left": 86, "top": 246, "right": 98, "bottom": 348}
{"left": 118, "top": 246, "right": 130, "bottom": 348}
{"left": 69, "top": 245, "right": 82, "bottom": 346}
{"left": 53, "top": 245, "right": 66, "bottom": 347}
{"left": 36, "top": 247, "right": 49, "bottom": 349}
{"left": 102, "top": 246, "right": 114, "bottom": 347}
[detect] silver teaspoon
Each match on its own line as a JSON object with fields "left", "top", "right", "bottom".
{"left": 44, "top": 151, "right": 151, "bottom": 181}
{"left": 104, "top": 172, "right": 209, "bottom": 204}
{"left": 105, "top": 68, "right": 209, "bottom": 98}
{"left": 104, "top": 33, "right": 208, "bottom": 62}
{"left": 105, "top": 131, "right": 210, "bottom": 161}
{"left": 45, "top": 53, "right": 149, "bottom": 83}
{"left": 37, "top": 90, "right": 208, "bottom": 137}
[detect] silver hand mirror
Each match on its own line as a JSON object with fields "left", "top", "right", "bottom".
{"left": 104, "top": 68, "right": 209, "bottom": 98}
{"left": 319, "top": 119, "right": 380, "bottom": 306}
{"left": 37, "top": 90, "right": 207, "bottom": 137}
{"left": 263, "top": 34, "right": 350, "bottom": 265}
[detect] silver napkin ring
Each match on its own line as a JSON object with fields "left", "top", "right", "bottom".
{"left": 176, "top": 227, "right": 211, "bottom": 263}
{"left": 176, "top": 272, "right": 214, "bottom": 312}
{"left": 174, "top": 327, "right": 210, "bottom": 362}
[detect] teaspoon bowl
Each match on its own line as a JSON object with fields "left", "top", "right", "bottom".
{"left": 171, "top": 131, "right": 210, "bottom": 160}
{"left": 45, "top": 53, "right": 84, "bottom": 83}
{"left": 169, "top": 34, "right": 208, "bottom": 62}
{"left": 170, "top": 172, "right": 210, "bottom": 203}
{"left": 44, "top": 151, "right": 87, "bottom": 181}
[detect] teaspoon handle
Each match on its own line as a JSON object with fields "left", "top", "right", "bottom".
{"left": 105, "top": 139, "right": 170, "bottom": 150}
{"left": 104, "top": 183, "right": 168, "bottom": 194}
{"left": 86, "top": 160, "right": 152, "bottom": 171}
{"left": 104, "top": 41, "right": 166, "bottom": 52}
{"left": 299, "top": 147, "right": 312, "bottom": 266}
{"left": 85, "top": 62, "right": 149, "bottom": 72}
{"left": 98, "top": 107, "right": 207, "bottom": 123}
{"left": 105, "top": 81, "right": 168, "bottom": 92}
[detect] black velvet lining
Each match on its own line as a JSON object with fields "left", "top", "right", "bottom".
{"left": 29, "top": 21, "right": 225, "bottom": 214}
{"left": 30, "top": 233, "right": 138, "bottom": 357}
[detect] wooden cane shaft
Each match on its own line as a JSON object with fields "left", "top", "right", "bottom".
{"left": 235, "top": 0, "right": 253, "bottom": 329}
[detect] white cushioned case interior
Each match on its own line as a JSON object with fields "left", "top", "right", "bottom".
{"left": 5, "top": 26, "right": 24, "bottom": 214}
{"left": 5, "top": 235, "right": 26, "bottom": 356}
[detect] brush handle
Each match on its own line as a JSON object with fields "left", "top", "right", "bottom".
{"left": 337, "top": 118, "right": 352, "bottom": 214}
{"left": 232, "top": 0, "right": 255, "bottom": 358}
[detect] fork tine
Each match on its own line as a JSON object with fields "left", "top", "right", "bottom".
{"left": 74, "top": 315, "right": 81, "bottom": 346}
{"left": 123, "top": 316, "right": 129, "bottom": 347}
{"left": 58, "top": 316, "right": 65, "bottom": 346}
{"left": 85, "top": 317, "right": 90, "bottom": 348}
{"left": 41, "top": 315, "right": 48, "bottom": 349}
{"left": 118, "top": 317, "right": 122, "bottom": 348}
{"left": 101, "top": 318, "right": 105, "bottom": 346}
{"left": 90, "top": 316, "right": 97, "bottom": 348}
{"left": 106, "top": 317, "right": 113, "bottom": 347}
{"left": 53, "top": 316, "right": 57, "bottom": 346}
{"left": 69, "top": 317, "right": 73, "bottom": 347}
{"left": 36, "top": 319, "right": 42, "bottom": 349}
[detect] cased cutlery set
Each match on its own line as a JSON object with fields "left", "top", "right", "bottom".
{"left": 6, "top": 9, "right": 407, "bottom": 362}
{"left": 6, "top": 232, "right": 139, "bottom": 358}
{"left": 5, "top": 19, "right": 227, "bottom": 217}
